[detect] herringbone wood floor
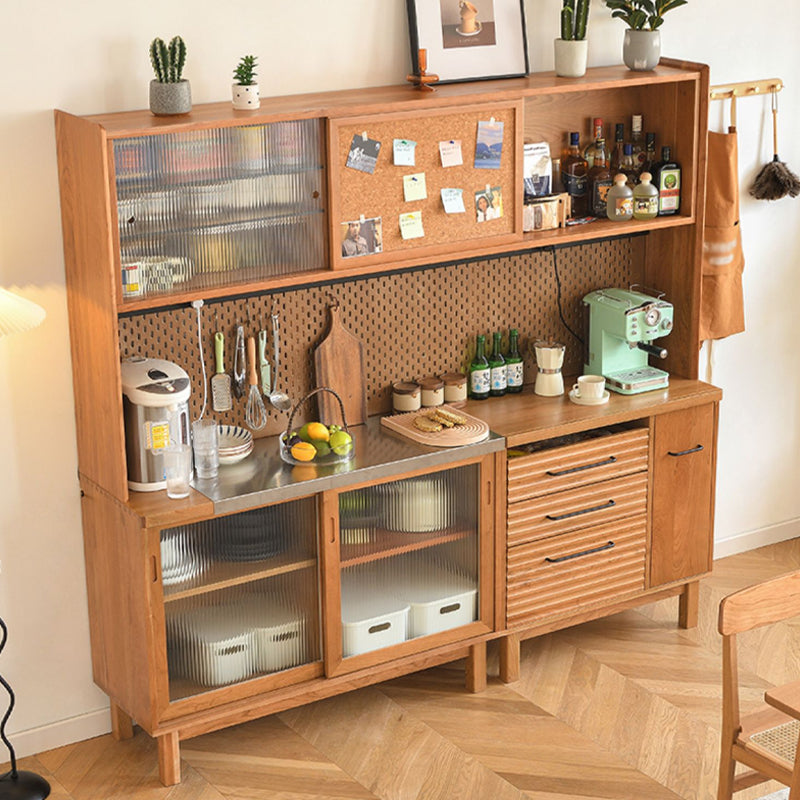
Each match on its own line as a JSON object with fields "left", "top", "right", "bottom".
{"left": 11, "top": 540, "right": 800, "bottom": 800}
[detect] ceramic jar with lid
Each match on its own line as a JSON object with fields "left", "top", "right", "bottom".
{"left": 392, "top": 381, "right": 421, "bottom": 412}
{"left": 439, "top": 372, "right": 467, "bottom": 404}
{"left": 418, "top": 376, "right": 444, "bottom": 407}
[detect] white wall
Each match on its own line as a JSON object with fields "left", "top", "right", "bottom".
{"left": 1, "top": 0, "right": 798, "bottom": 757}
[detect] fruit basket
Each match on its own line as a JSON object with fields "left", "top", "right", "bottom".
{"left": 279, "top": 387, "right": 355, "bottom": 466}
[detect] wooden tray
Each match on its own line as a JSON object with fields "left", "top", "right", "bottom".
{"left": 380, "top": 405, "right": 490, "bottom": 448}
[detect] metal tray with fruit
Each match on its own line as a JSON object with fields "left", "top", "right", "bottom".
{"left": 279, "top": 387, "right": 355, "bottom": 466}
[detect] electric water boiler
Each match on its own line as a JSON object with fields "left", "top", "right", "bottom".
{"left": 120, "top": 356, "right": 191, "bottom": 492}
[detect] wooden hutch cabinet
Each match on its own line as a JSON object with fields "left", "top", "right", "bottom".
{"left": 55, "top": 58, "right": 719, "bottom": 784}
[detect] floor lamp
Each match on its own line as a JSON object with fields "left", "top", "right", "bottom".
{"left": 0, "top": 288, "right": 50, "bottom": 799}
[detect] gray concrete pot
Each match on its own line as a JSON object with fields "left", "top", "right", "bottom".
{"left": 554, "top": 38, "right": 588, "bottom": 78}
{"left": 622, "top": 30, "right": 661, "bottom": 71}
{"left": 149, "top": 79, "right": 192, "bottom": 116}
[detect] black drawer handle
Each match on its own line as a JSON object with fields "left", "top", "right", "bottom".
{"left": 545, "top": 540, "right": 616, "bottom": 563}
{"left": 545, "top": 499, "right": 616, "bottom": 521}
{"left": 546, "top": 456, "right": 617, "bottom": 477}
{"left": 667, "top": 444, "right": 704, "bottom": 457}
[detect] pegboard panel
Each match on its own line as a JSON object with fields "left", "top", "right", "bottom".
{"left": 118, "top": 239, "right": 640, "bottom": 438}
{"left": 328, "top": 102, "right": 521, "bottom": 270}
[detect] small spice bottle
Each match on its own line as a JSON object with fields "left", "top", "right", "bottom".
{"left": 392, "top": 381, "right": 421, "bottom": 413}
{"left": 440, "top": 372, "right": 468, "bottom": 404}
{"left": 418, "top": 376, "right": 444, "bottom": 407}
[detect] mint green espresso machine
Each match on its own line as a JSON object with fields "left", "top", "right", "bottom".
{"left": 583, "top": 287, "right": 674, "bottom": 394}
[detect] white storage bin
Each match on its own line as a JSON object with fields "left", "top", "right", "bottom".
{"left": 242, "top": 597, "right": 308, "bottom": 674}
{"left": 340, "top": 588, "right": 409, "bottom": 657}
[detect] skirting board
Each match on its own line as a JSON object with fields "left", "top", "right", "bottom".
{"left": 9, "top": 707, "right": 110, "bottom": 761}
{"left": 714, "top": 518, "right": 800, "bottom": 560}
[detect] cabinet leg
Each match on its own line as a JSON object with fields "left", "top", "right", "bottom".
{"left": 679, "top": 581, "right": 699, "bottom": 629}
{"left": 109, "top": 701, "right": 134, "bottom": 741}
{"left": 466, "top": 641, "right": 487, "bottom": 693}
{"left": 157, "top": 731, "right": 181, "bottom": 786}
{"left": 498, "top": 633, "right": 521, "bottom": 683}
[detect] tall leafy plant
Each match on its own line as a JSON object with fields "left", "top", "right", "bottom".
{"left": 561, "top": 0, "right": 590, "bottom": 40}
{"left": 604, "top": 0, "right": 687, "bottom": 30}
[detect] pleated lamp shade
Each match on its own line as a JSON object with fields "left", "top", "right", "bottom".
{"left": 0, "top": 288, "right": 46, "bottom": 337}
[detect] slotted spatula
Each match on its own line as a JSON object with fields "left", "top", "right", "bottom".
{"left": 211, "top": 331, "right": 232, "bottom": 412}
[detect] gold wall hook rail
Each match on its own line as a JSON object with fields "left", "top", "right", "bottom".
{"left": 710, "top": 78, "right": 783, "bottom": 101}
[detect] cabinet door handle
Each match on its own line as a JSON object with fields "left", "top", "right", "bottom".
{"left": 546, "top": 456, "right": 617, "bottom": 477}
{"left": 545, "top": 540, "right": 615, "bottom": 563}
{"left": 545, "top": 499, "right": 616, "bottom": 521}
{"left": 667, "top": 444, "right": 704, "bottom": 457}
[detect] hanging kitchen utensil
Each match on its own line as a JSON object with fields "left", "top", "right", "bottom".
{"left": 211, "top": 331, "right": 232, "bottom": 412}
{"left": 314, "top": 297, "right": 367, "bottom": 426}
{"left": 232, "top": 325, "right": 246, "bottom": 399}
{"left": 258, "top": 328, "right": 271, "bottom": 396}
{"left": 750, "top": 87, "right": 800, "bottom": 200}
{"left": 245, "top": 336, "right": 267, "bottom": 430}
{"left": 268, "top": 312, "right": 292, "bottom": 412}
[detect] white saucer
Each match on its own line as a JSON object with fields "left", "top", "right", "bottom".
{"left": 569, "top": 388, "right": 610, "bottom": 406}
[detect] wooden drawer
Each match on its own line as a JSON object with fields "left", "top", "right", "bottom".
{"left": 506, "top": 515, "right": 647, "bottom": 627}
{"left": 507, "top": 472, "right": 647, "bottom": 547}
{"left": 508, "top": 428, "right": 648, "bottom": 503}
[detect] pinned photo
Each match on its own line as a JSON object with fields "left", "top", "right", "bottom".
{"left": 475, "top": 186, "right": 503, "bottom": 222}
{"left": 340, "top": 217, "right": 383, "bottom": 258}
{"left": 475, "top": 120, "right": 504, "bottom": 169}
{"left": 346, "top": 134, "right": 382, "bottom": 174}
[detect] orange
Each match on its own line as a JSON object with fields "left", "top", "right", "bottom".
{"left": 290, "top": 441, "right": 316, "bottom": 462}
{"left": 306, "top": 422, "right": 330, "bottom": 442}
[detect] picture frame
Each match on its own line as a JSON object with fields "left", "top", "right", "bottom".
{"left": 406, "top": 0, "right": 529, "bottom": 85}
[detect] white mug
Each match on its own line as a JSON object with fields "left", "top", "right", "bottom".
{"left": 573, "top": 374, "right": 605, "bottom": 399}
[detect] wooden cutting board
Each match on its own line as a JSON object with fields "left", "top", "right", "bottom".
{"left": 314, "top": 303, "right": 367, "bottom": 426}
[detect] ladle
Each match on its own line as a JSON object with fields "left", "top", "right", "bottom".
{"left": 268, "top": 311, "right": 292, "bottom": 412}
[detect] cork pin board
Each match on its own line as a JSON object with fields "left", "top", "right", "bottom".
{"left": 328, "top": 101, "right": 523, "bottom": 270}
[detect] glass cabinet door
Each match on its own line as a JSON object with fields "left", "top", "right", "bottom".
{"left": 160, "top": 497, "right": 320, "bottom": 701}
{"left": 337, "top": 464, "right": 480, "bottom": 660}
{"left": 114, "top": 119, "right": 325, "bottom": 301}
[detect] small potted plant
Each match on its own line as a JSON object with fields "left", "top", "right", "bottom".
{"left": 554, "top": 0, "right": 590, "bottom": 78}
{"left": 149, "top": 36, "right": 191, "bottom": 115}
{"left": 232, "top": 55, "right": 260, "bottom": 110}
{"left": 604, "top": 0, "right": 688, "bottom": 71}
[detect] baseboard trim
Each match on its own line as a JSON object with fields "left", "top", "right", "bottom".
{"left": 10, "top": 707, "right": 111, "bottom": 760}
{"left": 715, "top": 519, "right": 800, "bottom": 560}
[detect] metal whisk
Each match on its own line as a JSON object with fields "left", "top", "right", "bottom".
{"left": 245, "top": 336, "right": 267, "bottom": 430}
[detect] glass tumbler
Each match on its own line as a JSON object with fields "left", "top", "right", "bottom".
{"left": 192, "top": 418, "right": 219, "bottom": 480}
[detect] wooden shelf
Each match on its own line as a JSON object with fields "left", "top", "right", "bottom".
{"left": 340, "top": 527, "right": 473, "bottom": 568}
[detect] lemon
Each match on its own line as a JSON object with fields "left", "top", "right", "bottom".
{"left": 329, "top": 430, "right": 353, "bottom": 455}
{"left": 290, "top": 441, "right": 316, "bottom": 462}
{"left": 306, "top": 422, "right": 330, "bottom": 442}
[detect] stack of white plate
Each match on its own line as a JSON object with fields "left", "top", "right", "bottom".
{"left": 218, "top": 424, "right": 253, "bottom": 465}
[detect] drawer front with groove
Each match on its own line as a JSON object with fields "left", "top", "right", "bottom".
{"left": 507, "top": 472, "right": 647, "bottom": 547}
{"left": 506, "top": 515, "right": 647, "bottom": 627}
{"left": 508, "top": 428, "right": 648, "bottom": 503}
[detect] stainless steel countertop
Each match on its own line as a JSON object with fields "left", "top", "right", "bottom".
{"left": 194, "top": 416, "right": 504, "bottom": 515}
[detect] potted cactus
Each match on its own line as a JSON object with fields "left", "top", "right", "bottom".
{"left": 232, "top": 55, "right": 260, "bottom": 110}
{"left": 604, "top": 0, "right": 688, "bottom": 70}
{"left": 554, "top": 0, "right": 590, "bottom": 78}
{"left": 149, "top": 36, "right": 191, "bottom": 116}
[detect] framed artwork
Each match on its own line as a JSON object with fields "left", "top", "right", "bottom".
{"left": 406, "top": 0, "right": 529, "bottom": 84}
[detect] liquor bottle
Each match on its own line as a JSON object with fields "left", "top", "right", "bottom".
{"left": 652, "top": 146, "right": 681, "bottom": 216}
{"left": 620, "top": 143, "right": 638, "bottom": 186}
{"left": 583, "top": 118, "right": 604, "bottom": 168}
{"left": 629, "top": 115, "right": 646, "bottom": 170}
{"left": 469, "top": 334, "right": 490, "bottom": 400}
{"left": 609, "top": 123, "right": 625, "bottom": 171}
{"left": 562, "top": 132, "right": 589, "bottom": 217}
{"left": 505, "top": 328, "right": 523, "bottom": 393}
{"left": 641, "top": 132, "right": 657, "bottom": 176}
{"left": 551, "top": 157, "right": 563, "bottom": 193}
{"left": 588, "top": 138, "right": 613, "bottom": 218}
{"left": 606, "top": 174, "right": 633, "bottom": 221}
{"left": 632, "top": 172, "right": 659, "bottom": 220}
{"left": 489, "top": 331, "right": 507, "bottom": 397}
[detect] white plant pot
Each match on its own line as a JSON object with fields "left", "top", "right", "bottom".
{"left": 232, "top": 83, "right": 260, "bottom": 110}
{"left": 554, "top": 38, "right": 588, "bottom": 79}
{"left": 623, "top": 29, "right": 661, "bottom": 71}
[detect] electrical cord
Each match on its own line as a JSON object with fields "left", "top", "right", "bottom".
{"left": 550, "top": 246, "right": 584, "bottom": 347}
{"left": 192, "top": 299, "right": 207, "bottom": 420}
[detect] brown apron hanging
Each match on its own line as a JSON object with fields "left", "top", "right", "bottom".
{"left": 699, "top": 129, "right": 745, "bottom": 341}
